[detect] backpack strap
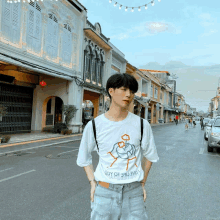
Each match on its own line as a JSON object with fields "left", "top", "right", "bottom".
{"left": 140, "top": 118, "right": 143, "bottom": 147}
{"left": 92, "top": 119, "right": 99, "bottom": 152}
{"left": 92, "top": 117, "right": 143, "bottom": 152}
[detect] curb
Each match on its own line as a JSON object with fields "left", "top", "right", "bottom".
{"left": 0, "top": 138, "right": 82, "bottom": 157}
{"left": 0, "top": 133, "right": 83, "bottom": 148}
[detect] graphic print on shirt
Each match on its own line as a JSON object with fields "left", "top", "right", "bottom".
{"left": 107, "top": 134, "right": 138, "bottom": 171}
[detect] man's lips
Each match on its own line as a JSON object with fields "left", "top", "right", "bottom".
{"left": 123, "top": 100, "right": 129, "bottom": 103}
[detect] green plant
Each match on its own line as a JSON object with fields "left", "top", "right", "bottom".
{"left": 1, "top": 135, "right": 11, "bottom": 143}
{"left": 53, "top": 123, "right": 68, "bottom": 134}
{"left": 62, "top": 104, "right": 78, "bottom": 126}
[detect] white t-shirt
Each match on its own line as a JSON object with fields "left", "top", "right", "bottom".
{"left": 76, "top": 111, "right": 159, "bottom": 184}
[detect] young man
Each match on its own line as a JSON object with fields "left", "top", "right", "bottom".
{"left": 77, "top": 73, "right": 159, "bottom": 220}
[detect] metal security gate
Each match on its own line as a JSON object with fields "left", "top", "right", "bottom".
{"left": 0, "top": 83, "right": 33, "bottom": 134}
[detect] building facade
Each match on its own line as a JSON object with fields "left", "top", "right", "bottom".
{"left": 0, "top": 0, "right": 87, "bottom": 134}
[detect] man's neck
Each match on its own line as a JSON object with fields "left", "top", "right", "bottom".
{"left": 105, "top": 108, "right": 128, "bottom": 122}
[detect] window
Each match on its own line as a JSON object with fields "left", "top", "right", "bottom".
{"left": 46, "top": 99, "right": 52, "bottom": 114}
{"left": 154, "top": 87, "right": 158, "bottom": 98}
{"left": 2, "top": 0, "right": 21, "bottom": 43}
{"left": 27, "top": 2, "right": 42, "bottom": 52}
{"left": 62, "top": 24, "right": 72, "bottom": 63}
{"left": 46, "top": 13, "right": 59, "bottom": 58}
{"left": 151, "top": 84, "right": 153, "bottom": 97}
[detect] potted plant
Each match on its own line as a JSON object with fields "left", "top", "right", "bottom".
{"left": 60, "top": 104, "right": 78, "bottom": 135}
{"left": 0, "top": 104, "right": 8, "bottom": 122}
{"left": 0, "top": 104, "right": 11, "bottom": 143}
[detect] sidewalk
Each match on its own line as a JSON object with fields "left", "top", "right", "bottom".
{"left": 0, "top": 121, "right": 178, "bottom": 155}
{"left": 0, "top": 132, "right": 83, "bottom": 156}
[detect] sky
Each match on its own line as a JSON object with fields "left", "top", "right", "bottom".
{"left": 78, "top": 0, "right": 220, "bottom": 112}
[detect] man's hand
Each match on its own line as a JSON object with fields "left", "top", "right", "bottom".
{"left": 141, "top": 182, "right": 147, "bottom": 202}
{"left": 90, "top": 180, "right": 97, "bottom": 202}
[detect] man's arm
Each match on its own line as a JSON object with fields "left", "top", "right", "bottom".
{"left": 141, "top": 157, "right": 152, "bottom": 185}
{"left": 83, "top": 164, "right": 96, "bottom": 185}
{"left": 84, "top": 164, "right": 97, "bottom": 202}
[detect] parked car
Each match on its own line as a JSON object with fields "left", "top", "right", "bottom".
{"left": 207, "top": 117, "right": 220, "bottom": 152}
{"left": 203, "top": 118, "right": 210, "bottom": 127}
{"left": 204, "top": 119, "right": 215, "bottom": 140}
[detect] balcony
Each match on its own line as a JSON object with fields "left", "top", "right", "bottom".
{"left": 141, "top": 93, "right": 148, "bottom": 97}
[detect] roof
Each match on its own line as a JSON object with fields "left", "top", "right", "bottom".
{"left": 140, "top": 69, "right": 170, "bottom": 75}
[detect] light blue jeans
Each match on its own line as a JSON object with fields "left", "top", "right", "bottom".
{"left": 90, "top": 181, "right": 148, "bottom": 220}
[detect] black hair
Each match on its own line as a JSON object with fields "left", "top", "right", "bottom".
{"left": 106, "top": 73, "right": 138, "bottom": 101}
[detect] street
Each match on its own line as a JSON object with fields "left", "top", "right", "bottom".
{"left": 0, "top": 123, "right": 220, "bottom": 220}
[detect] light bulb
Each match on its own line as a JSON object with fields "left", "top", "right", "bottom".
{"left": 125, "top": 7, "right": 128, "bottom": 11}
{"left": 158, "top": 0, "right": 161, "bottom": 1}
{"left": 119, "top": 5, "right": 122, "bottom": 9}
{"left": 138, "top": 7, "right": 141, "bottom": 11}
{"left": 151, "top": 1, "right": 155, "bottom": 6}
{"left": 145, "top": 5, "right": 148, "bottom": 9}
{"left": 131, "top": 7, "right": 134, "bottom": 12}
{"left": 114, "top": 2, "right": 117, "bottom": 7}
{"left": 109, "top": 0, "right": 112, "bottom": 3}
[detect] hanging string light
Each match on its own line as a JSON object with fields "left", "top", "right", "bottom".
{"left": 8, "top": 0, "right": 56, "bottom": 3}
{"left": 109, "top": 0, "right": 161, "bottom": 12}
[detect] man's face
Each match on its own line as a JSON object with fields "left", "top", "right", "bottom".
{"left": 109, "top": 86, "right": 135, "bottom": 109}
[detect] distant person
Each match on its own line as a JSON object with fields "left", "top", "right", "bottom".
{"left": 200, "top": 117, "right": 204, "bottom": 129}
{"left": 175, "top": 118, "right": 178, "bottom": 125}
{"left": 185, "top": 119, "right": 189, "bottom": 130}
{"left": 192, "top": 118, "right": 196, "bottom": 128}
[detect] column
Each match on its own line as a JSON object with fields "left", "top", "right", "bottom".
{"left": 156, "top": 109, "right": 159, "bottom": 124}
{"left": 151, "top": 104, "right": 154, "bottom": 124}
{"left": 145, "top": 106, "right": 149, "bottom": 120}
{"left": 166, "top": 111, "right": 168, "bottom": 123}
{"left": 160, "top": 106, "right": 164, "bottom": 122}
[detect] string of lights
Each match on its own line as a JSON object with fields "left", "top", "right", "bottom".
{"left": 109, "top": 0, "right": 161, "bottom": 12}
{"left": 6, "top": 0, "right": 58, "bottom": 3}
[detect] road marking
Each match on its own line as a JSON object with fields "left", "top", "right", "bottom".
{"left": 0, "top": 139, "right": 81, "bottom": 157}
{"left": 57, "top": 149, "right": 79, "bottom": 156}
{"left": 199, "top": 148, "right": 204, "bottom": 154}
{"left": 0, "top": 170, "right": 36, "bottom": 183}
{"left": 0, "top": 167, "right": 13, "bottom": 173}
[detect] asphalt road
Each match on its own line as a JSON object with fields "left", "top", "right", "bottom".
{"left": 0, "top": 122, "right": 220, "bottom": 220}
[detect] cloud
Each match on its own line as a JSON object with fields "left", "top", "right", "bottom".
{"left": 110, "top": 21, "right": 181, "bottom": 40}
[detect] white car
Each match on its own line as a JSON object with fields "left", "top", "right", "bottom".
{"left": 204, "top": 119, "right": 215, "bottom": 140}
{"left": 207, "top": 117, "right": 220, "bottom": 152}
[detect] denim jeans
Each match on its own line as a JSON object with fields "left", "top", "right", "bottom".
{"left": 90, "top": 181, "right": 148, "bottom": 220}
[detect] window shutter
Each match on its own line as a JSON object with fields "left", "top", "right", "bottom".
{"left": 47, "top": 14, "right": 58, "bottom": 58}
{"left": 33, "top": 3, "right": 42, "bottom": 52}
{"left": 2, "top": 0, "right": 11, "bottom": 40}
{"left": 62, "top": 24, "right": 72, "bottom": 63}
{"left": 47, "top": 15, "right": 55, "bottom": 57}
{"left": 27, "top": 4, "right": 35, "bottom": 50}
{"left": 11, "top": 3, "right": 20, "bottom": 43}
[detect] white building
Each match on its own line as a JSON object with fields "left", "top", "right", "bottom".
{"left": 0, "top": 0, "right": 87, "bottom": 134}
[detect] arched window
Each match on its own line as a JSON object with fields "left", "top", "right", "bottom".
{"left": 84, "top": 46, "right": 92, "bottom": 81}
{"left": 2, "top": 0, "right": 21, "bottom": 43}
{"left": 90, "top": 50, "right": 96, "bottom": 83}
{"left": 99, "top": 54, "right": 105, "bottom": 85}
{"left": 62, "top": 24, "right": 72, "bottom": 63}
{"left": 46, "top": 13, "right": 59, "bottom": 58}
{"left": 27, "top": 2, "right": 42, "bottom": 52}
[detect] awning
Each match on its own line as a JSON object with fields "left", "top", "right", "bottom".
{"left": 0, "top": 53, "right": 74, "bottom": 81}
{"left": 84, "top": 29, "right": 112, "bottom": 50}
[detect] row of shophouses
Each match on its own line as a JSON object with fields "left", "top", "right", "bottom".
{"left": 0, "top": 0, "right": 197, "bottom": 135}
{"left": 208, "top": 81, "right": 220, "bottom": 118}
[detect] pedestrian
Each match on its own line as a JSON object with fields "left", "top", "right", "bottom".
{"left": 192, "top": 118, "right": 196, "bottom": 128}
{"left": 185, "top": 119, "right": 189, "bottom": 130}
{"left": 76, "top": 73, "right": 159, "bottom": 220}
{"left": 200, "top": 117, "right": 204, "bottom": 130}
{"left": 175, "top": 118, "right": 178, "bottom": 125}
